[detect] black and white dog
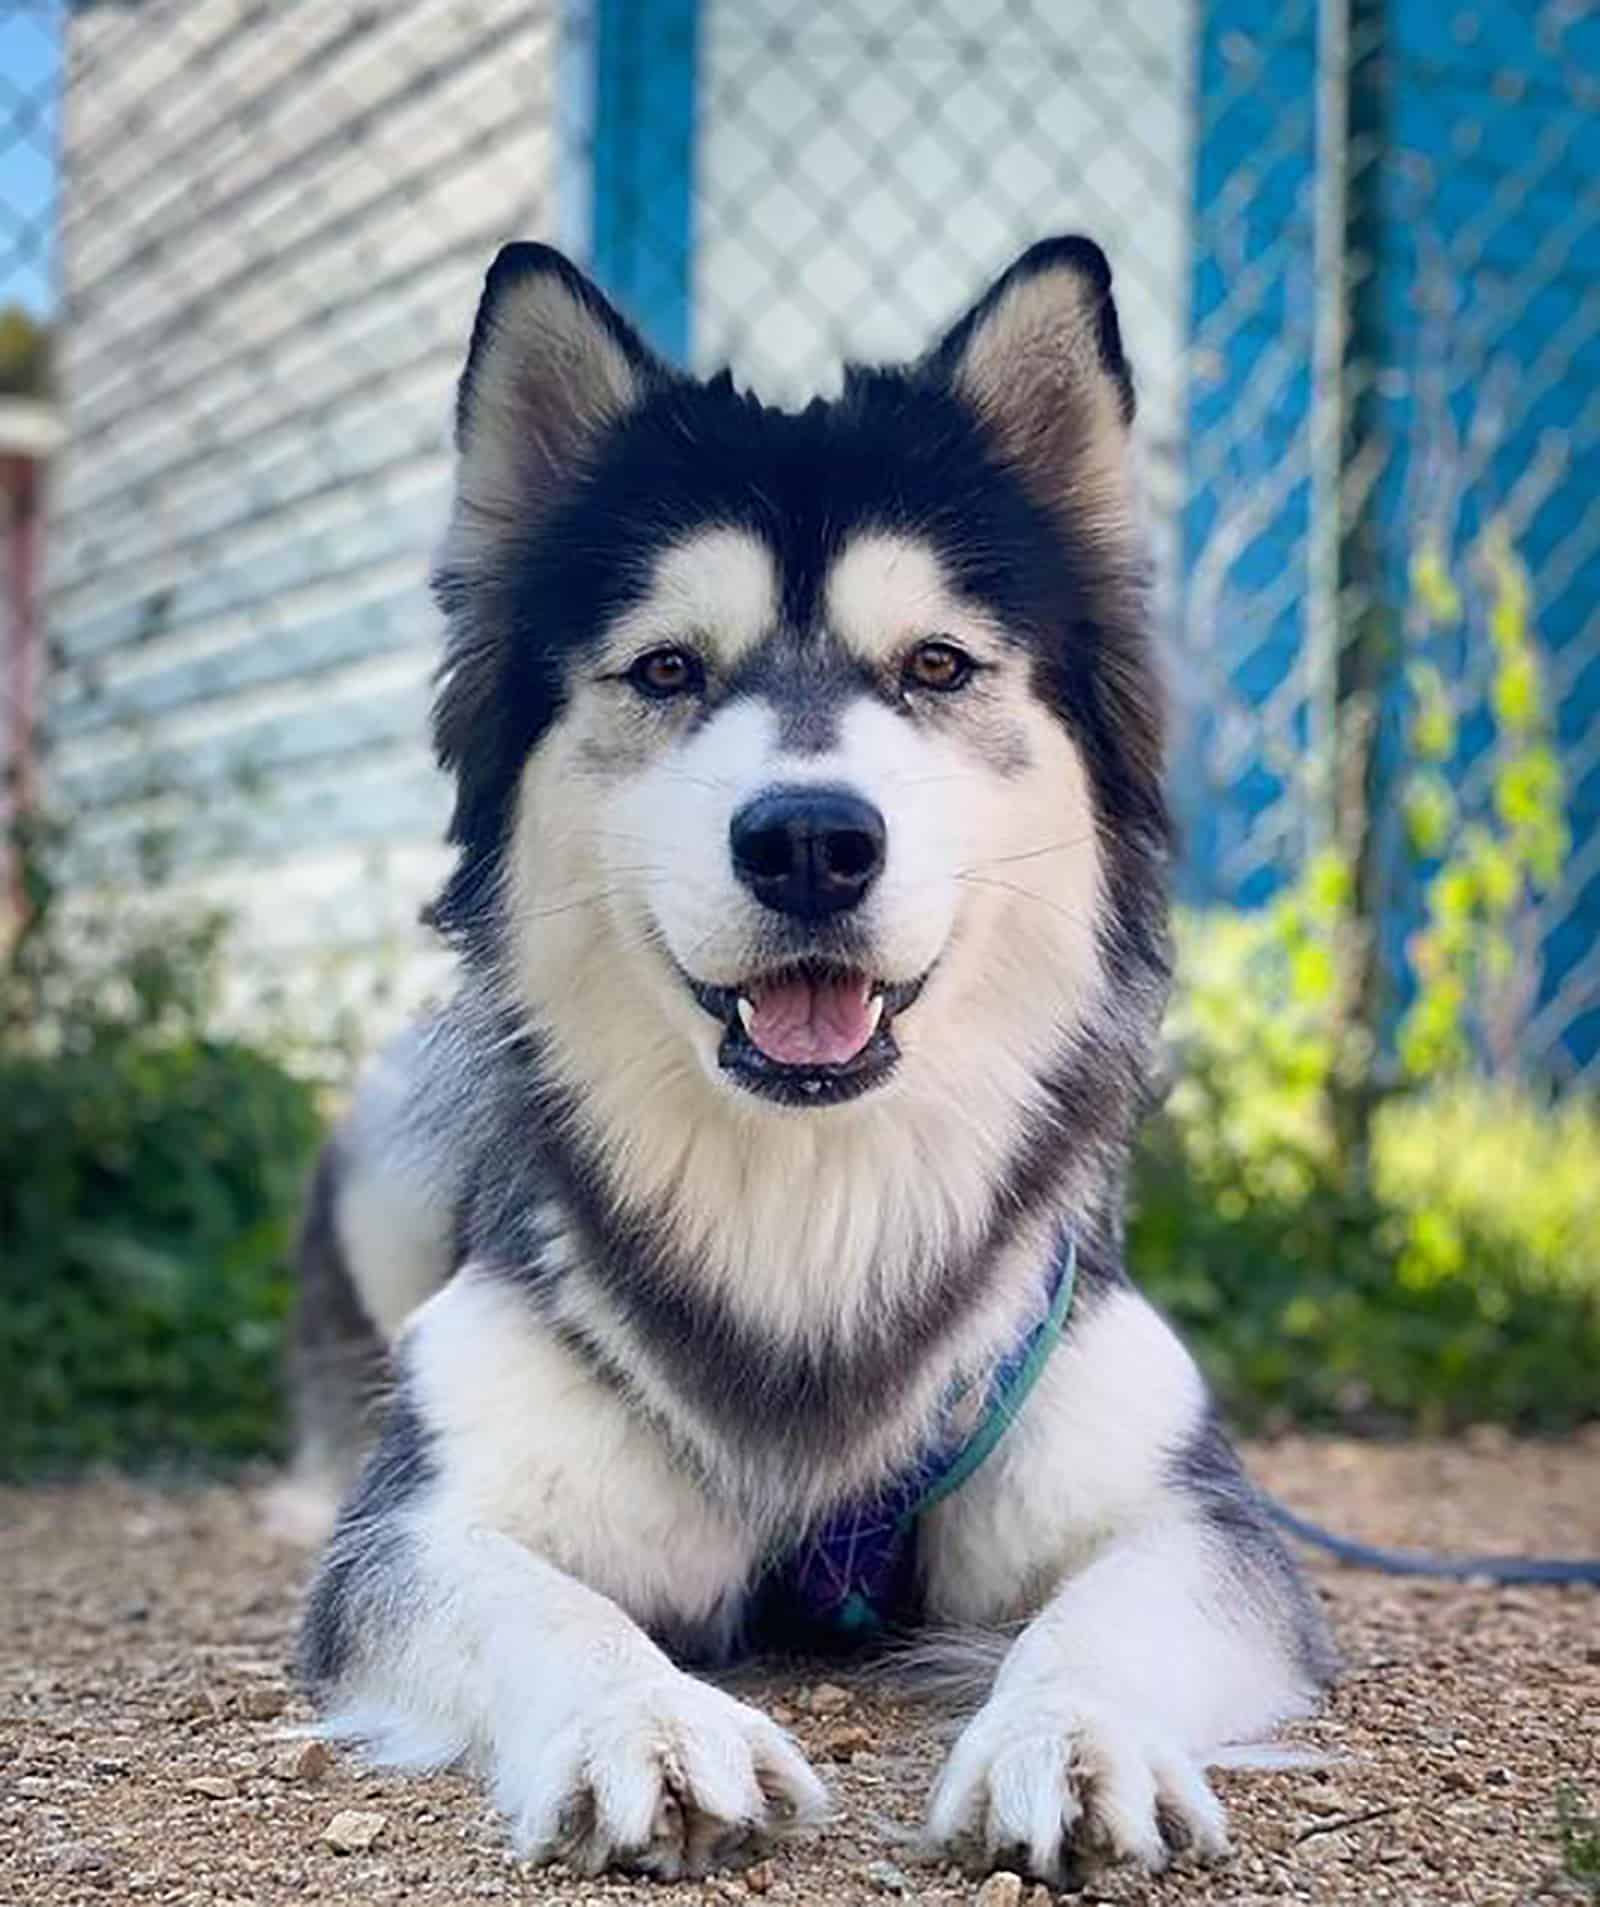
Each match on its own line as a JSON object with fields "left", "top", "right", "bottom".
{"left": 290, "top": 237, "right": 1333, "bottom": 1884}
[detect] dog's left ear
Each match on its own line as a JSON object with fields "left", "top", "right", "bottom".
{"left": 927, "top": 237, "right": 1136, "bottom": 545}
{"left": 933, "top": 240, "right": 1168, "bottom": 853}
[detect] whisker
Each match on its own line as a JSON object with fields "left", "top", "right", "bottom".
{"left": 960, "top": 833, "right": 1096, "bottom": 873}
{"left": 874, "top": 772, "right": 977, "bottom": 793}
{"left": 522, "top": 889, "right": 627, "bottom": 924}
{"left": 656, "top": 767, "right": 741, "bottom": 795}
{"left": 954, "top": 871, "right": 1096, "bottom": 931}
{"left": 520, "top": 868, "right": 670, "bottom": 923}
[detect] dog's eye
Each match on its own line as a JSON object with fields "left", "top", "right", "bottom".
{"left": 627, "top": 647, "right": 704, "bottom": 700}
{"left": 903, "top": 639, "right": 976, "bottom": 694}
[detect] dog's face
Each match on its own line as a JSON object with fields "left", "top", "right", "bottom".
{"left": 431, "top": 242, "right": 1168, "bottom": 1118}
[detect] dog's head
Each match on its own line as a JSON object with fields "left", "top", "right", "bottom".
{"left": 430, "top": 241, "right": 1169, "bottom": 1120}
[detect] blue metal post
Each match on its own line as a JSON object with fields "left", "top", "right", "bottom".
{"left": 589, "top": 0, "right": 700, "bottom": 364}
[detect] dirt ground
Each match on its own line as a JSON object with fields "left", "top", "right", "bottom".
{"left": 3, "top": 1434, "right": 1598, "bottom": 1907}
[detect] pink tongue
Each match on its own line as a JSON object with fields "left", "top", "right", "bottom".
{"left": 747, "top": 974, "right": 874, "bottom": 1066}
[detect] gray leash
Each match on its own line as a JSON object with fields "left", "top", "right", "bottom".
{"left": 1266, "top": 1498, "right": 1600, "bottom": 1585}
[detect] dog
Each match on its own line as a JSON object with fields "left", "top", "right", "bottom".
{"left": 289, "top": 236, "right": 1334, "bottom": 1884}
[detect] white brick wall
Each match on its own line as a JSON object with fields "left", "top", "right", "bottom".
{"left": 49, "top": 1, "right": 565, "bottom": 1035}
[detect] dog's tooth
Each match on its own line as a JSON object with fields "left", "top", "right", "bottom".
{"left": 864, "top": 994, "right": 885, "bottom": 1037}
{"left": 737, "top": 997, "right": 756, "bottom": 1035}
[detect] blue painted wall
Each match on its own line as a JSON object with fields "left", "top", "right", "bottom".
{"left": 1384, "top": 2, "right": 1600, "bottom": 1072}
{"left": 1185, "top": 0, "right": 1600, "bottom": 1074}
{"left": 1180, "top": 0, "right": 1322, "bottom": 908}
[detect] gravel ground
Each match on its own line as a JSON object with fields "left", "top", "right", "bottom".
{"left": 3, "top": 1433, "right": 1598, "bottom": 1907}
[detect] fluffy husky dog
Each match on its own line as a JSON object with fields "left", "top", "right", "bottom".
{"left": 292, "top": 237, "right": 1333, "bottom": 1884}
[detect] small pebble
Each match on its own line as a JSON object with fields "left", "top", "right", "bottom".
{"left": 269, "top": 1739, "right": 331, "bottom": 1783}
{"left": 241, "top": 1687, "right": 288, "bottom": 1721}
{"left": 744, "top": 1859, "right": 776, "bottom": 1894}
{"left": 57, "top": 1842, "right": 111, "bottom": 1876}
{"left": 186, "top": 1775, "right": 239, "bottom": 1800}
{"left": 975, "top": 1875, "right": 1024, "bottom": 1907}
{"left": 322, "top": 1807, "right": 388, "bottom": 1853}
{"left": 804, "top": 1682, "right": 851, "bottom": 1716}
{"left": 865, "top": 1857, "right": 912, "bottom": 1894}
{"left": 1305, "top": 1788, "right": 1359, "bottom": 1813}
{"left": 818, "top": 1722, "right": 873, "bottom": 1761}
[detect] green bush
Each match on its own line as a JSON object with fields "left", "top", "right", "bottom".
{"left": 1132, "top": 909, "right": 1600, "bottom": 1431}
{"left": 0, "top": 823, "right": 322, "bottom": 1478}
{"left": 0, "top": 1034, "right": 321, "bottom": 1476}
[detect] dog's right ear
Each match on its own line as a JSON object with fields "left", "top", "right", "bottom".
{"left": 429, "top": 248, "right": 665, "bottom": 955}
{"left": 446, "top": 243, "right": 664, "bottom": 561}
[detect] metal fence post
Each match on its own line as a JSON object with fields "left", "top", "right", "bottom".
{"left": 1330, "top": 0, "right": 1394, "bottom": 1178}
{"left": 590, "top": 0, "right": 699, "bottom": 362}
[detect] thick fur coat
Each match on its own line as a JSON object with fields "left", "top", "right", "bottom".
{"left": 290, "top": 237, "right": 1334, "bottom": 1884}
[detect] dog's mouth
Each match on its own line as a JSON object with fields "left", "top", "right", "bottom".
{"left": 684, "top": 961, "right": 928, "bottom": 1106}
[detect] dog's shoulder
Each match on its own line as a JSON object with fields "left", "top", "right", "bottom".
{"left": 329, "top": 988, "right": 567, "bottom": 1334}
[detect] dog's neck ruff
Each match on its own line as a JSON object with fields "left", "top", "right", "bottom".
{"left": 753, "top": 1231, "right": 1078, "bottom": 1645}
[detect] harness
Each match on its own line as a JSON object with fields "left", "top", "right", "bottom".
{"left": 752, "top": 1233, "right": 1078, "bottom": 1645}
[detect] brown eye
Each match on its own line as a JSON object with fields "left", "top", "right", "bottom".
{"left": 627, "top": 646, "right": 704, "bottom": 700}
{"left": 903, "top": 639, "right": 976, "bottom": 694}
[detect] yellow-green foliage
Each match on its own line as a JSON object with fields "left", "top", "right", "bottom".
{"left": 1379, "top": 1087, "right": 1600, "bottom": 1312}
{"left": 1132, "top": 909, "right": 1600, "bottom": 1430}
{"left": 1400, "top": 521, "right": 1568, "bottom": 1077}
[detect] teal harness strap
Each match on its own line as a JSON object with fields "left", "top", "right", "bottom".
{"left": 904, "top": 1231, "right": 1078, "bottom": 1527}
{"left": 760, "top": 1232, "right": 1079, "bottom": 1640}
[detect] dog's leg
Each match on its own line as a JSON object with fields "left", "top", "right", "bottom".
{"left": 299, "top": 1265, "right": 825, "bottom": 1877}
{"left": 919, "top": 1284, "right": 1333, "bottom": 1881}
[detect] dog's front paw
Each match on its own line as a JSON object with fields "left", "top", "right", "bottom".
{"left": 497, "top": 1670, "right": 827, "bottom": 1878}
{"left": 924, "top": 1689, "right": 1229, "bottom": 1884}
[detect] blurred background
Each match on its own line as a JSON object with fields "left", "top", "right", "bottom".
{"left": 0, "top": 0, "right": 1596, "bottom": 1475}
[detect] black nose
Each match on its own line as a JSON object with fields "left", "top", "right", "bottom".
{"left": 730, "top": 787, "right": 887, "bottom": 919}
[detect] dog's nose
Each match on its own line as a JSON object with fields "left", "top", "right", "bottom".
{"left": 730, "top": 788, "right": 887, "bottom": 919}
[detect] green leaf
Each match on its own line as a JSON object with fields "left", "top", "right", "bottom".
{"left": 1410, "top": 538, "right": 1463, "bottom": 625}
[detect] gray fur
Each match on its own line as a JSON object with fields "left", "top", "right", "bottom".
{"left": 286, "top": 1140, "right": 388, "bottom": 1496}
{"left": 1170, "top": 1412, "right": 1338, "bottom": 1688}
{"left": 300, "top": 1379, "right": 435, "bottom": 1690}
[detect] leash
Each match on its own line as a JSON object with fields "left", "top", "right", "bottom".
{"left": 1264, "top": 1498, "right": 1600, "bottom": 1586}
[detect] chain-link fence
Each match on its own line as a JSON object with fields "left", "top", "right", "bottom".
{"left": 2, "top": 0, "right": 1598, "bottom": 1080}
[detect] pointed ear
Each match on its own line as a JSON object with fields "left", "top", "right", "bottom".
{"left": 428, "top": 247, "right": 665, "bottom": 952}
{"left": 928, "top": 237, "right": 1137, "bottom": 545}
{"left": 933, "top": 241, "right": 1167, "bottom": 849}
{"left": 444, "top": 242, "right": 665, "bottom": 565}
